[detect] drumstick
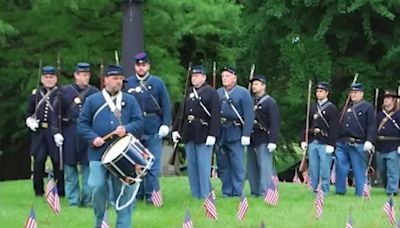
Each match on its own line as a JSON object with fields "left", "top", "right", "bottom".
{"left": 102, "top": 131, "right": 115, "bottom": 141}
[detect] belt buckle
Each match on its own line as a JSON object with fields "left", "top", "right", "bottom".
{"left": 220, "top": 117, "right": 227, "bottom": 124}
{"left": 348, "top": 137, "right": 355, "bottom": 143}
{"left": 187, "top": 115, "right": 195, "bottom": 122}
{"left": 254, "top": 120, "right": 258, "bottom": 124}
{"left": 313, "top": 128, "right": 321, "bottom": 134}
{"left": 41, "top": 122, "right": 48, "bottom": 128}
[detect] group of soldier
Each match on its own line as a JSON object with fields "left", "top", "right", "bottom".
{"left": 25, "top": 51, "right": 399, "bottom": 227}
{"left": 301, "top": 82, "right": 400, "bottom": 198}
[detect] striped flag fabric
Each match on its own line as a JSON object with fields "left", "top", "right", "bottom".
{"left": 46, "top": 179, "right": 61, "bottom": 215}
{"left": 330, "top": 162, "right": 336, "bottom": 184}
{"left": 151, "top": 188, "right": 163, "bottom": 207}
{"left": 383, "top": 197, "right": 396, "bottom": 225}
{"left": 346, "top": 213, "right": 353, "bottom": 228}
{"left": 363, "top": 177, "right": 370, "bottom": 200}
{"left": 292, "top": 169, "right": 302, "bottom": 184}
{"left": 203, "top": 193, "right": 218, "bottom": 220}
{"left": 236, "top": 195, "right": 249, "bottom": 220}
{"left": 272, "top": 169, "right": 279, "bottom": 187}
{"left": 303, "top": 171, "right": 312, "bottom": 190}
{"left": 101, "top": 212, "right": 110, "bottom": 228}
{"left": 182, "top": 208, "right": 193, "bottom": 228}
{"left": 315, "top": 188, "right": 324, "bottom": 219}
{"left": 264, "top": 181, "right": 279, "bottom": 207}
{"left": 24, "top": 207, "right": 38, "bottom": 228}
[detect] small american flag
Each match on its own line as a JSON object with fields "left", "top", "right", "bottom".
{"left": 346, "top": 213, "right": 353, "bottom": 228}
{"left": 272, "top": 169, "right": 279, "bottom": 187}
{"left": 363, "top": 177, "right": 370, "bottom": 200}
{"left": 236, "top": 195, "right": 249, "bottom": 220}
{"left": 303, "top": 171, "right": 312, "bottom": 190}
{"left": 182, "top": 208, "right": 193, "bottom": 228}
{"left": 383, "top": 197, "right": 396, "bottom": 225}
{"left": 203, "top": 193, "right": 218, "bottom": 219}
{"left": 151, "top": 189, "right": 163, "bottom": 207}
{"left": 292, "top": 169, "right": 302, "bottom": 184}
{"left": 46, "top": 179, "right": 61, "bottom": 215}
{"left": 264, "top": 182, "right": 279, "bottom": 207}
{"left": 101, "top": 212, "right": 110, "bottom": 228}
{"left": 315, "top": 188, "right": 324, "bottom": 219}
{"left": 330, "top": 162, "right": 336, "bottom": 184}
{"left": 24, "top": 207, "right": 38, "bottom": 228}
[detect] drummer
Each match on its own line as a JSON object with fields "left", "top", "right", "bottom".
{"left": 79, "top": 65, "right": 143, "bottom": 228}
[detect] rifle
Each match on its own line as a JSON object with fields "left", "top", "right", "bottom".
{"left": 169, "top": 63, "right": 192, "bottom": 169}
{"left": 114, "top": 50, "right": 120, "bottom": 65}
{"left": 299, "top": 80, "right": 312, "bottom": 173}
{"left": 56, "top": 53, "right": 63, "bottom": 171}
{"left": 248, "top": 64, "right": 256, "bottom": 90}
{"left": 99, "top": 59, "right": 104, "bottom": 89}
{"left": 338, "top": 73, "right": 359, "bottom": 125}
{"left": 397, "top": 80, "right": 400, "bottom": 110}
{"left": 33, "top": 59, "right": 43, "bottom": 119}
{"left": 211, "top": 61, "right": 217, "bottom": 177}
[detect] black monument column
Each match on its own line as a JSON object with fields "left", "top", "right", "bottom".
{"left": 122, "top": 0, "right": 144, "bottom": 76}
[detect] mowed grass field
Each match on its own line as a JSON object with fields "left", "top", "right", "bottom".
{"left": 0, "top": 176, "right": 398, "bottom": 227}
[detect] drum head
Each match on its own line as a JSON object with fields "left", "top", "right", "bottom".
{"left": 102, "top": 135, "right": 131, "bottom": 163}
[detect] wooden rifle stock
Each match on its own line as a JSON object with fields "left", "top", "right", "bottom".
{"left": 299, "top": 80, "right": 312, "bottom": 173}
{"left": 169, "top": 63, "right": 192, "bottom": 166}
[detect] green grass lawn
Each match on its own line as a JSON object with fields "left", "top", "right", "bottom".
{"left": 0, "top": 177, "right": 398, "bottom": 227}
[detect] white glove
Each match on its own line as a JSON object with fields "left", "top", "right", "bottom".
{"left": 25, "top": 117, "right": 39, "bottom": 132}
{"left": 397, "top": 146, "right": 400, "bottom": 154}
{"left": 326, "top": 145, "right": 334, "bottom": 154}
{"left": 241, "top": 136, "right": 250, "bottom": 146}
{"left": 300, "top": 141, "right": 308, "bottom": 151}
{"left": 157, "top": 125, "right": 170, "bottom": 138}
{"left": 267, "top": 143, "right": 277, "bottom": 153}
{"left": 172, "top": 131, "right": 181, "bottom": 143}
{"left": 363, "top": 141, "right": 373, "bottom": 151}
{"left": 53, "top": 133, "right": 64, "bottom": 147}
{"left": 205, "top": 136, "right": 216, "bottom": 146}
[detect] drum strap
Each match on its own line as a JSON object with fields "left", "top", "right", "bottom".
{"left": 115, "top": 182, "right": 141, "bottom": 211}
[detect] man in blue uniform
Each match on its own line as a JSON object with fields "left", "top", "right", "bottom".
{"left": 79, "top": 65, "right": 143, "bottom": 228}
{"left": 25, "top": 66, "right": 65, "bottom": 197}
{"left": 60, "top": 63, "right": 99, "bottom": 206}
{"left": 376, "top": 90, "right": 400, "bottom": 195}
{"left": 124, "top": 52, "right": 171, "bottom": 204}
{"left": 248, "top": 75, "right": 280, "bottom": 197}
{"left": 172, "top": 66, "right": 221, "bottom": 199}
{"left": 335, "top": 83, "right": 376, "bottom": 196}
{"left": 300, "top": 82, "right": 339, "bottom": 194}
{"left": 216, "top": 66, "right": 254, "bottom": 197}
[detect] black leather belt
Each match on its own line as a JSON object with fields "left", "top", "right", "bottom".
{"left": 345, "top": 137, "right": 364, "bottom": 144}
{"left": 220, "top": 117, "right": 241, "bottom": 126}
{"left": 377, "top": 136, "right": 400, "bottom": 141}
{"left": 187, "top": 115, "right": 208, "bottom": 126}
{"left": 143, "top": 112, "right": 158, "bottom": 116}
{"left": 309, "top": 128, "right": 328, "bottom": 137}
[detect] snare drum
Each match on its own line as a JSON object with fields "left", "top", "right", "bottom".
{"left": 101, "top": 134, "right": 154, "bottom": 185}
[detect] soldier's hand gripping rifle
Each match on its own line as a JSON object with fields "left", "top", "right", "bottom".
{"left": 169, "top": 63, "right": 192, "bottom": 167}
{"left": 299, "top": 80, "right": 312, "bottom": 173}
